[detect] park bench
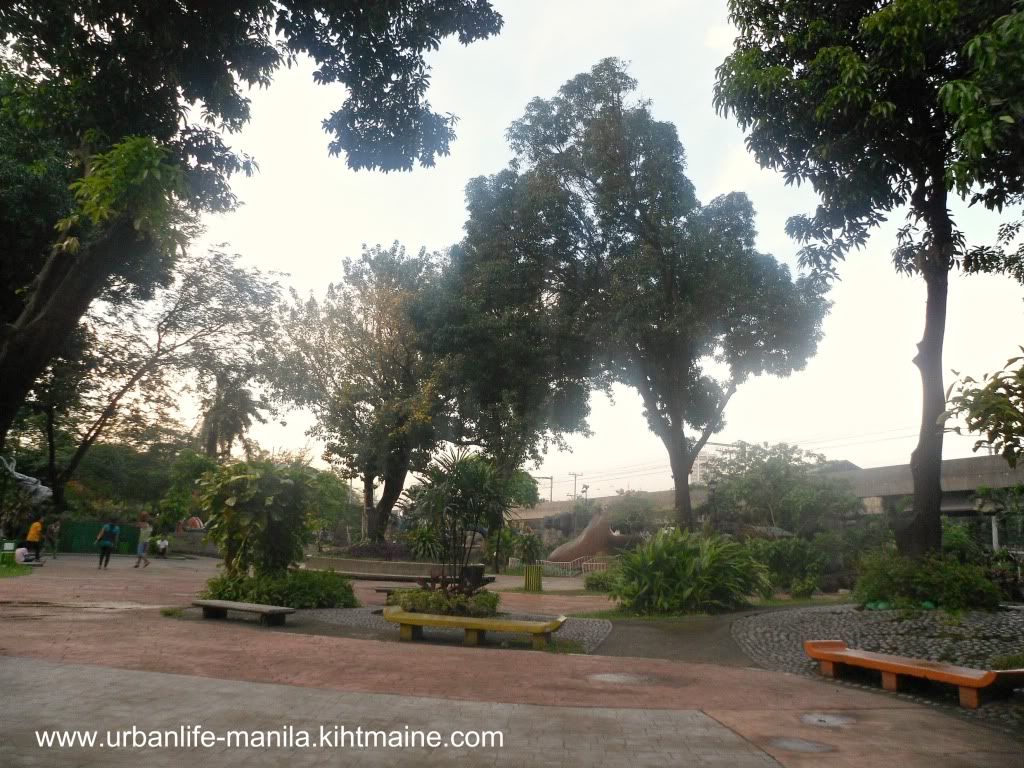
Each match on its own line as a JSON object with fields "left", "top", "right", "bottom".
{"left": 804, "top": 639, "right": 1024, "bottom": 709}
{"left": 192, "top": 599, "right": 295, "bottom": 627}
{"left": 383, "top": 606, "right": 566, "bottom": 650}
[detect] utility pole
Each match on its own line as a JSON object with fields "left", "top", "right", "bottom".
{"left": 569, "top": 472, "right": 583, "bottom": 500}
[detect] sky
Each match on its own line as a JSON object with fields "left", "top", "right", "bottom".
{"left": 197, "top": 0, "right": 1024, "bottom": 502}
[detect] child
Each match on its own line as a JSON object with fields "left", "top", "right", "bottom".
{"left": 156, "top": 536, "right": 169, "bottom": 558}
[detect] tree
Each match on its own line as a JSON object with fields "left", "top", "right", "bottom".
{"left": 492, "top": 60, "right": 826, "bottom": 528}
{"left": 702, "top": 442, "right": 862, "bottom": 537}
{"left": 196, "top": 368, "right": 269, "bottom": 461}
{"left": 410, "top": 449, "right": 536, "bottom": 590}
{"left": 0, "top": 1, "right": 504, "bottom": 449}
{"left": 416, "top": 173, "right": 599, "bottom": 474}
{"left": 714, "top": 0, "right": 1024, "bottom": 555}
{"left": 272, "top": 244, "right": 443, "bottom": 542}
{"left": 14, "top": 250, "right": 279, "bottom": 507}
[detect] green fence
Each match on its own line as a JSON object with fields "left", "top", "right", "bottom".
{"left": 60, "top": 521, "right": 139, "bottom": 556}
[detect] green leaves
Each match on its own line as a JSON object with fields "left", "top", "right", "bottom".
{"left": 610, "top": 529, "right": 770, "bottom": 614}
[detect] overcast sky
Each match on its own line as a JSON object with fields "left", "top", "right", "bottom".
{"left": 197, "top": 0, "right": 1024, "bottom": 502}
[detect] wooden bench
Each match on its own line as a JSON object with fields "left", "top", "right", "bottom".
{"left": 192, "top": 599, "right": 295, "bottom": 627}
{"left": 383, "top": 606, "right": 566, "bottom": 650}
{"left": 804, "top": 639, "right": 1024, "bottom": 709}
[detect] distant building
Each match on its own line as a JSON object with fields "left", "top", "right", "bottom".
{"left": 688, "top": 441, "right": 736, "bottom": 485}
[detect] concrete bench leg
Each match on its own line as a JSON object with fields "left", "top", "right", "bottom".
{"left": 881, "top": 671, "right": 901, "bottom": 692}
{"left": 399, "top": 624, "right": 423, "bottom": 642}
{"left": 958, "top": 687, "right": 980, "bottom": 709}
{"left": 260, "top": 613, "right": 286, "bottom": 627}
{"left": 818, "top": 660, "right": 837, "bottom": 678}
{"left": 532, "top": 632, "right": 551, "bottom": 651}
{"left": 201, "top": 606, "right": 227, "bottom": 620}
{"left": 464, "top": 629, "right": 486, "bottom": 646}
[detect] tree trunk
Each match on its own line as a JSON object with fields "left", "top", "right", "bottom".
{"left": 361, "top": 470, "right": 374, "bottom": 541}
{"left": 371, "top": 461, "right": 408, "bottom": 543}
{"left": 0, "top": 220, "right": 139, "bottom": 452}
{"left": 668, "top": 441, "right": 694, "bottom": 530}
{"left": 898, "top": 264, "right": 948, "bottom": 557}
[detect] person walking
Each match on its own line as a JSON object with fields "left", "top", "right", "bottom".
{"left": 134, "top": 514, "right": 151, "bottom": 568}
{"left": 44, "top": 517, "right": 61, "bottom": 559}
{"left": 25, "top": 515, "right": 43, "bottom": 562}
{"left": 95, "top": 519, "right": 119, "bottom": 569}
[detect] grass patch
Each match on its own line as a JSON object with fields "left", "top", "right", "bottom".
{"left": 0, "top": 562, "right": 31, "bottom": 578}
{"left": 544, "top": 638, "right": 586, "bottom": 654}
{"left": 991, "top": 653, "right": 1024, "bottom": 670}
{"left": 160, "top": 607, "right": 184, "bottom": 618}
{"left": 750, "top": 593, "right": 852, "bottom": 608}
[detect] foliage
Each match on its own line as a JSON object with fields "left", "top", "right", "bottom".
{"left": 789, "top": 575, "right": 819, "bottom": 600}
{"left": 488, "top": 59, "right": 827, "bottom": 528}
{"left": 515, "top": 530, "right": 542, "bottom": 565}
{"left": 271, "top": 244, "right": 443, "bottom": 542}
{"left": 0, "top": 562, "right": 31, "bottom": 578}
{"left": 390, "top": 587, "right": 500, "bottom": 617}
{"left": 407, "top": 449, "right": 535, "bottom": 589}
{"left": 715, "top": 0, "right": 1024, "bottom": 557}
{"left": 744, "top": 537, "right": 826, "bottom": 593}
{"left": 204, "top": 569, "right": 356, "bottom": 610}
{"left": 608, "top": 491, "right": 664, "bottom": 535}
{"left": 854, "top": 550, "right": 1003, "bottom": 611}
{"left": 11, "top": 249, "right": 279, "bottom": 507}
{"left": 942, "top": 518, "right": 988, "bottom": 565}
{"left": 0, "top": 0, "right": 503, "bottom": 450}
{"left": 583, "top": 568, "right": 620, "bottom": 593}
{"left": 405, "top": 523, "right": 444, "bottom": 562}
{"left": 198, "top": 460, "right": 314, "bottom": 576}
{"left": 703, "top": 443, "right": 862, "bottom": 536}
{"left": 948, "top": 350, "right": 1024, "bottom": 467}
{"left": 610, "top": 529, "right": 771, "bottom": 614}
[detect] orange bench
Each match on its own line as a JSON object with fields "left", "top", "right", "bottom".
{"left": 804, "top": 640, "right": 1024, "bottom": 709}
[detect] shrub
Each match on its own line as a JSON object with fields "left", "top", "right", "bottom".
{"left": 204, "top": 569, "right": 357, "bottom": 609}
{"left": 583, "top": 568, "right": 619, "bottom": 592}
{"left": 516, "top": 530, "right": 542, "bottom": 565}
{"left": 199, "top": 460, "right": 314, "bottom": 576}
{"left": 854, "top": 550, "right": 1003, "bottom": 611}
{"left": 405, "top": 523, "right": 443, "bottom": 561}
{"left": 789, "top": 574, "right": 819, "bottom": 599}
{"left": 390, "top": 587, "right": 500, "bottom": 617}
{"left": 942, "top": 519, "right": 987, "bottom": 565}
{"left": 744, "top": 537, "right": 825, "bottom": 593}
{"left": 610, "top": 530, "right": 770, "bottom": 614}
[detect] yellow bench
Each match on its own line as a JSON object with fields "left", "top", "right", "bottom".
{"left": 383, "top": 606, "right": 566, "bottom": 650}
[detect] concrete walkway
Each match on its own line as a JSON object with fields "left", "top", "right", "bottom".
{"left": 2, "top": 556, "right": 1020, "bottom": 766}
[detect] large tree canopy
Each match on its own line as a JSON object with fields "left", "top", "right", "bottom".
{"left": 484, "top": 59, "right": 827, "bottom": 528}
{"left": 0, "top": 0, "right": 503, "bottom": 451}
{"left": 715, "top": 0, "right": 1024, "bottom": 556}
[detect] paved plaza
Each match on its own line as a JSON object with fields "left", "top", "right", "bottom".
{"left": 1, "top": 556, "right": 1021, "bottom": 767}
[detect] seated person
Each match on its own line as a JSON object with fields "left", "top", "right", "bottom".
{"left": 14, "top": 546, "right": 30, "bottom": 563}
{"left": 156, "top": 536, "right": 169, "bottom": 557}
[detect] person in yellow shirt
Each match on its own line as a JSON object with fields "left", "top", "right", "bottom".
{"left": 25, "top": 516, "right": 43, "bottom": 562}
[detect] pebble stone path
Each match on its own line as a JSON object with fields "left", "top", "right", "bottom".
{"left": 731, "top": 604, "right": 1024, "bottom": 735}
